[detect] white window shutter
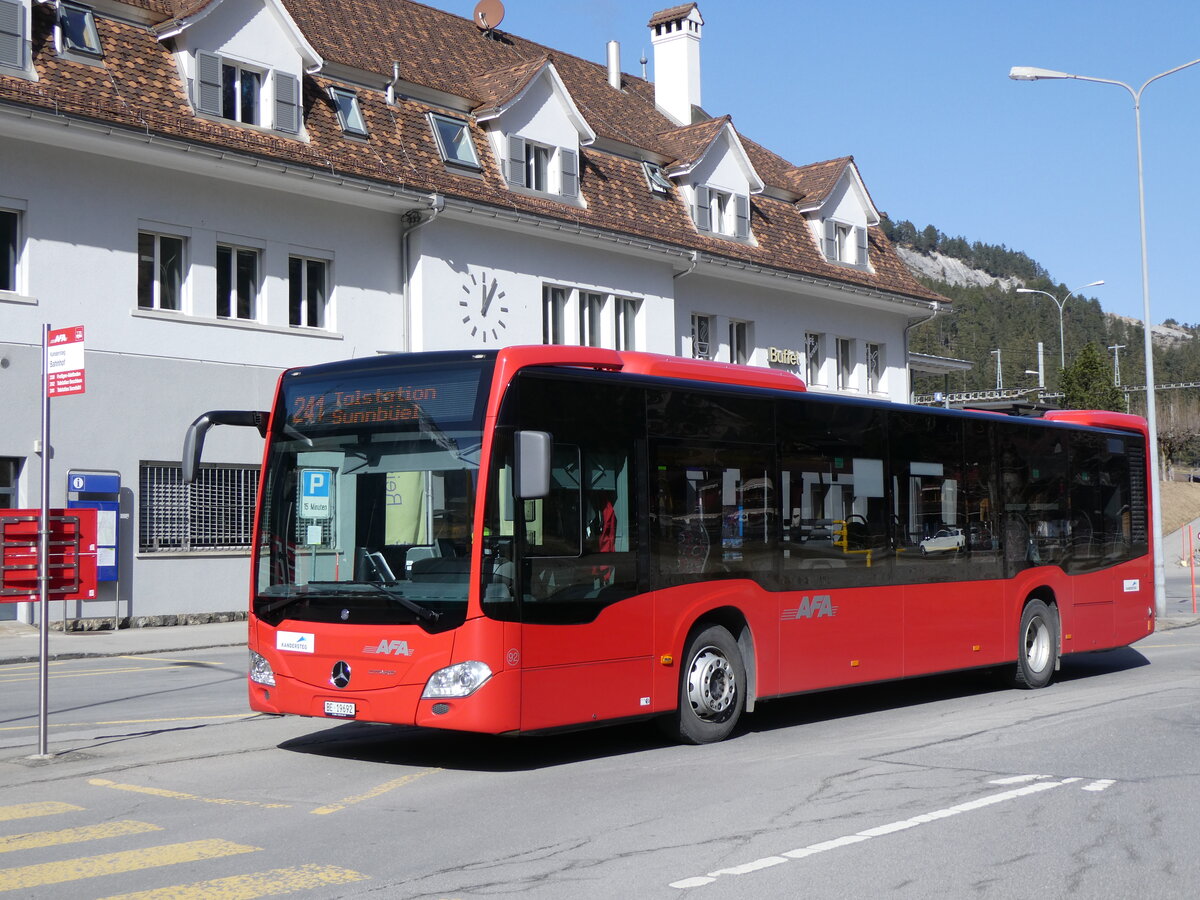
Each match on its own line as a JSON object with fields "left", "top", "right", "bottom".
{"left": 0, "top": 0, "right": 23, "bottom": 70}
{"left": 195, "top": 50, "right": 222, "bottom": 116}
{"left": 693, "top": 185, "right": 710, "bottom": 232}
{"left": 822, "top": 219, "right": 837, "bottom": 260}
{"left": 560, "top": 148, "right": 578, "bottom": 198}
{"left": 274, "top": 72, "right": 300, "bottom": 134}
{"left": 856, "top": 226, "right": 869, "bottom": 265}
{"left": 735, "top": 194, "right": 750, "bottom": 239}
{"left": 506, "top": 135, "right": 526, "bottom": 187}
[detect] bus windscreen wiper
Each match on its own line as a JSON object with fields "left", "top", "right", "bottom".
{"left": 305, "top": 581, "right": 441, "bottom": 623}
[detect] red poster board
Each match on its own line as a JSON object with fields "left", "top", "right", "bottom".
{"left": 46, "top": 326, "right": 86, "bottom": 397}
{"left": 0, "top": 509, "right": 98, "bottom": 602}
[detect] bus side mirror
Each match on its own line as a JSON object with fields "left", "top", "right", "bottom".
{"left": 182, "top": 410, "right": 269, "bottom": 484}
{"left": 515, "top": 430, "right": 551, "bottom": 499}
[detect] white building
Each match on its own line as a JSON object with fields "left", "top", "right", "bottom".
{"left": 0, "top": 0, "right": 948, "bottom": 623}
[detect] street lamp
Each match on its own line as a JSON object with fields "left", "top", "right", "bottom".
{"left": 1016, "top": 280, "right": 1104, "bottom": 370}
{"left": 1009, "top": 58, "right": 1200, "bottom": 618}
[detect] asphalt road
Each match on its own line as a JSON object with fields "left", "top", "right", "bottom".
{"left": 2, "top": 630, "right": 1200, "bottom": 898}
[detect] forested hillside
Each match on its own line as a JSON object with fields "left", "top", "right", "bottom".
{"left": 882, "top": 214, "right": 1200, "bottom": 396}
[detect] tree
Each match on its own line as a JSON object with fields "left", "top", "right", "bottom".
{"left": 1060, "top": 342, "right": 1125, "bottom": 412}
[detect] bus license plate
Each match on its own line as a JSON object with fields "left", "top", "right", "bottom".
{"left": 324, "top": 701, "right": 356, "bottom": 718}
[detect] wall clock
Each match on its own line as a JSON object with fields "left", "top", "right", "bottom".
{"left": 459, "top": 270, "right": 509, "bottom": 344}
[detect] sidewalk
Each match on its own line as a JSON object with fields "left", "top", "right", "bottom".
{"left": 1162, "top": 516, "right": 1200, "bottom": 630}
{"left": 0, "top": 619, "right": 247, "bottom": 665}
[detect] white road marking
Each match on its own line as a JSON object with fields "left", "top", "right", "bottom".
{"left": 669, "top": 774, "right": 1116, "bottom": 890}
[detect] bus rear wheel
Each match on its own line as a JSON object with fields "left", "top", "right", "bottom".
{"left": 666, "top": 625, "right": 745, "bottom": 744}
{"left": 1010, "top": 599, "right": 1058, "bottom": 689}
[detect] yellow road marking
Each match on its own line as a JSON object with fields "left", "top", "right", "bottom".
{"left": 0, "top": 714, "right": 256, "bottom": 733}
{"left": 0, "top": 820, "right": 162, "bottom": 854}
{"left": 89, "top": 779, "right": 291, "bottom": 809}
{"left": 96, "top": 863, "right": 369, "bottom": 899}
{"left": 0, "top": 664, "right": 214, "bottom": 683}
{"left": 0, "top": 838, "right": 259, "bottom": 891}
{"left": 0, "top": 802, "right": 83, "bottom": 823}
{"left": 311, "top": 768, "right": 441, "bottom": 815}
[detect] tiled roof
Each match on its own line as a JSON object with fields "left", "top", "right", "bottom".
{"left": 788, "top": 156, "right": 854, "bottom": 204}
{"left": 0, "top": 0, "right": 947, "bottom": 307}
{"left": 648, "top": 4, "right": 700, "bottom": 28}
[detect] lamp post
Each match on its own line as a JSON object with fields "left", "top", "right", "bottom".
{"left": 1009, "top": 59, "right": 1200, "bottom": 618}
{"left": 1015, "top": 280, "right": 1104, "bottom": 370}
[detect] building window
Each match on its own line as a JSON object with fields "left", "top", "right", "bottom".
{"left": 804, "top": 332, "right": 822, "bottom": 385}
{"left": 59, "top": 2, "right": 100, "bottom": 56}
{"left": 823, "top": 220, "right": 868, "bottom": 266}
{"left": 289, "top": 256, "right": 328, "bottom": 328}
{"left": 729, "top": 320, "right": 749, "bottom": 365}
{"left": 525, "top": 142, "right": 551, "bottom": 192}
{"left": 1, "top": 209, "right": 17, "bottom": 293}
{"left": 642, "top": 161, "right": 673, "bottom": 195}
{"left": 328, "top": 87, "right": 367, "bottom": 136}
{"left": 221, "top": 62, "right": 261, "bottom": 125}
{"left": 691, "top": 313, "right": 713, "bottom": 359}
{"left": 837, "top": 338, "right": 854, "bottom": 390}
{"left": 693, "top": 186, "right": 749, "bottom": 239}
{"left": 0, "top": 457, "right": 18, "bottom": 508}
{"left": 614, "top": 297, "right": 640, "bottom": 350}
{"left": 216, "top": 245, "right": 259, "bottom": 321}
{"left": 1, "top": 0, "right": 26, "bottom": 70}
{"left": 542, "top": 285, "right": 567, "bottom": 345}
{"left": 137, "top": 232, "right": 184, "bottom": 311}
{"left": 579, "top": 291, "right": 604, "bottom": 347}
{"left": 505, "top": 136, "right": 578, "bottom": 198}
{"left": 867, "top": 342, "right": 883, "bottom": 393}
{"left": 139, "top": 463, "right": 259, "bottom": 552}
{"left": 430, "top": 114, "right": 479, "bottom": 168}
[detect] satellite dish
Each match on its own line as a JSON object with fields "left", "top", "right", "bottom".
{"left": 474, "top": 0, "right": 505, "bottom": 30}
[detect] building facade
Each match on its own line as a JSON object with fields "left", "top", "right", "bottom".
{"left": 0, "top": 0, "right": 948, "bottom": 622}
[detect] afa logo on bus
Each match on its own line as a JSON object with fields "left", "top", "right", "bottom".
{"left": 782, "top": 595, "right": 837, "bottom": 620}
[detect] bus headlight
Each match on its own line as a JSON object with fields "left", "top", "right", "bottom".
{"left": 423, "top": 661, "right": 492, "bottom": 699}
{"left": 249, "top": 650, "right": 276, "bottom": 686}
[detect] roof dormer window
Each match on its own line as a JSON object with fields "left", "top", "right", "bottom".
{"left": 59, "top": 2, "right": 101, "bottom": 57}
{"left": 429, "top": 114, "right": 479, "bottom": 169}
{"left": 328, "top": 86, "right": 367, "bottom": 137}
{"left": 194, "top": 51, "right": 300, "bottom": 135}
{"left": 693, "top": 185, "right": 749, "bottom": 240}
{"left": 822, "top": 219, "right": 869, "bottom": 267}
{"left": 504, "top": 136, "right": 579, "bottom": 199}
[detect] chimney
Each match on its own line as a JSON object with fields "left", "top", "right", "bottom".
{"left": 648, "top": 4, "right": 703, "bottom": 125}
{"left": 607, "top": 40, "right": 621, "bottom": 90}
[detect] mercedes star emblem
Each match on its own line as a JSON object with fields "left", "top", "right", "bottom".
{"left": 330, "top": 661, "right": 351, "bottom": 689}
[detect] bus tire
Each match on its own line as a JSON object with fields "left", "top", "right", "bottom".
{"left": 667, "top": 625, "right": 746, "bottom": 744}
{"left": 1010, "top": 599, "right": 1058, "bottom": 689}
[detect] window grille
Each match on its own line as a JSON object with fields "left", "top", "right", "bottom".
{"left": 139, "top": 463, "right": 259, "bottom": 552}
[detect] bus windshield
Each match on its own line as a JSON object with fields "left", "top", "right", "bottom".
{"left": 255, "top": 355, "right": 494, "bottom": 632}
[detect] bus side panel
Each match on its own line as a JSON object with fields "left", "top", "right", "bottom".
{"left": 651, "top": 581, "right": 783, "bottom": 708}
{"left": 519, "top": 592, "right": 656, "bottom": 732}
{"left": 902, "top": 579, "right": 1007, "bottom": 677}
{"left": 1064, "top": 568, "right": 1115, "bottom": 652}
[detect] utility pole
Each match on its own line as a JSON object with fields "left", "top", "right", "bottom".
{"left": 1108, "top": 343, "right": 1125, "bottom": 385}
{"left": 991, "top": 348, "right": 1003, "bottom": 390}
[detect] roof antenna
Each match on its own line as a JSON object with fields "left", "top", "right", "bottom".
{"left": 474, "top": 0, "right": 505, "bottom": 37}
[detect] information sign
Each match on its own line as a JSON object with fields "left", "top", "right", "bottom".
{"left": 46, "top": 326, "right": 86, "bottom": 397}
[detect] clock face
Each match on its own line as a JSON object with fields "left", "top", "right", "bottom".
{"left": 459, "top": 271, "right": 509, "bottom": 344}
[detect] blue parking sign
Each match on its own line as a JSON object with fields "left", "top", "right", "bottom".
{"left": 300, "top": 469, "right": 333, "bottom": 519}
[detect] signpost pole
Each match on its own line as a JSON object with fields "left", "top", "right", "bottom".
{"left": 37, "top": 324, "right": 50, "bottom": 758}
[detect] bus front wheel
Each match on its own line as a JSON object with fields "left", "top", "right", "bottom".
{"left": 666, "top": 625, "right": 746, "bottom": 744}
{"left": 1010, "top": 599, "right": 1058, "bottom": 689}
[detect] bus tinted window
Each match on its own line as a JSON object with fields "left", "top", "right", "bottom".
{"left": 1000, "top": 424, "right": 1069, "bottom": 572}
{"left": 779, "top": 400, "right": 891, "bottom": 589}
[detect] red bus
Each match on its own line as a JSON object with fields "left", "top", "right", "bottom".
{"left": 183, "top": 346, "right": 1154, "bottom": 743}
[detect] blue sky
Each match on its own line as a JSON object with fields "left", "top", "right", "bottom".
{"left": 424, "top": 0, "right": 1200, "bottom": 327}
